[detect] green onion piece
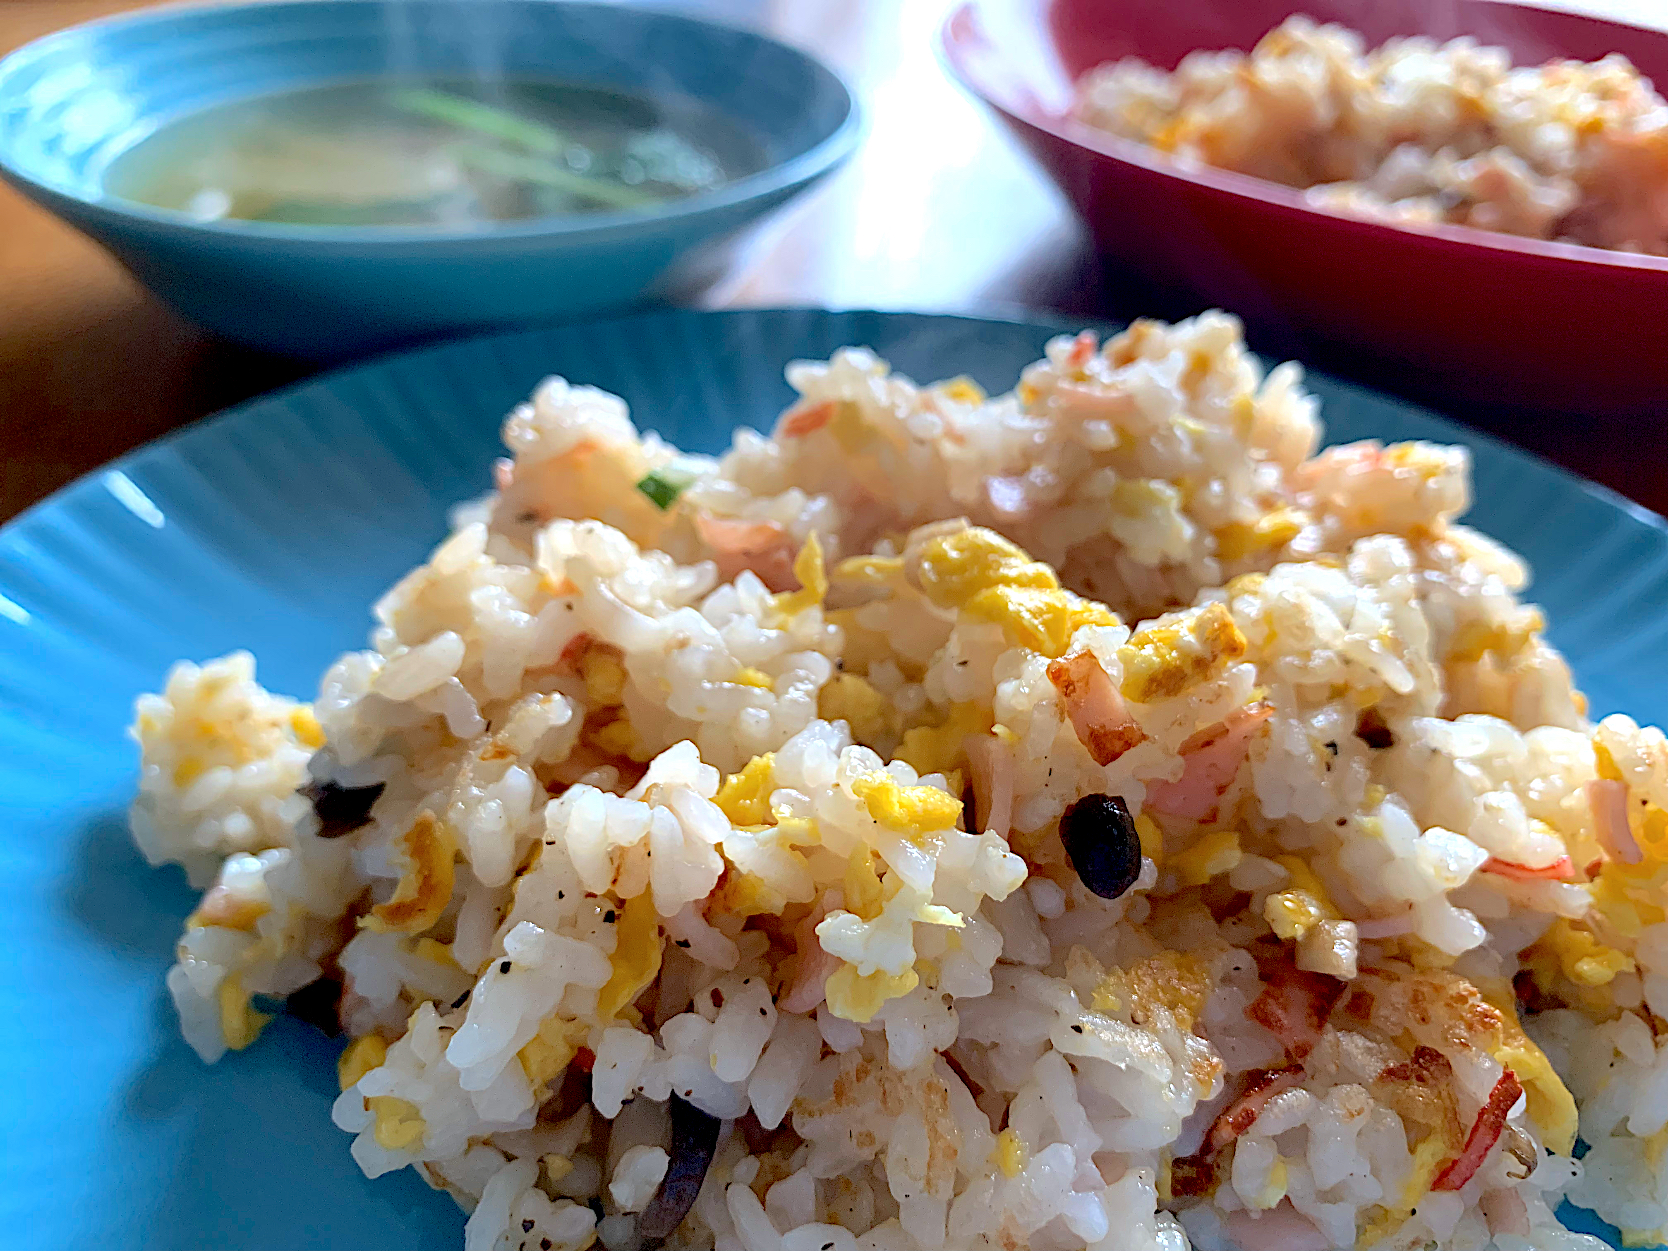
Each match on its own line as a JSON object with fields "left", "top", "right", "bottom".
{"left": 454, "top": 143, "right": 661, "bottom": 211}
{"left": 636, "top": 464, "right": 699, "bottom": 510}
{"left": 389, "top": 88, "right": 568, "bottom": 155}
{"left": 250, "top": 196, "right": 452, "bottom": 226}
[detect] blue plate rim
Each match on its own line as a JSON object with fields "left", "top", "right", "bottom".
{"left": 0, "top": 0, "right": 865, "bottom": 247}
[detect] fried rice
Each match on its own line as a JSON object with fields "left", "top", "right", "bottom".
{"left": 130, "top": 311, "right": 1668, "bottom": 1251}
{"left": 1071, "top": 16, "right": 1668, "bottom": 255}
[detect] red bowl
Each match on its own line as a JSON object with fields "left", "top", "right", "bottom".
{"left": 941, "top": 0, "right": 1668, "bottom": 418}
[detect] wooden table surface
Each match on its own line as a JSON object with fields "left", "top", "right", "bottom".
{"left": 1, "top": 0, "right": 1664, "bottom": 522}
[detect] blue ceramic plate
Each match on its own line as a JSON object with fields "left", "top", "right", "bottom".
{"left": 0, "top": 309, "right": 1663, "bottom": 1251}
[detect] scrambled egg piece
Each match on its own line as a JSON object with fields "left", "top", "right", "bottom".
{"left": 714, "top": 753, "right": 776, "bottom": 826}
{"left": 819, "top": 673, "right": 895, "bottom": 744}
{"left": 1478, "top": 982, "right": 1579, "bottom": 1154}
{"left": 542, "top": 1154, "right": 575, "bottom": 1183}
{"left": 587, "top": 709, "right": 657, "bottom": 762}
{"left": 1135, "top": 812, "right": 1165, "bottom": 867}
{"left": 595, "top": 890, "right": 664, "bottom": 1021}
{"left": 851, "top": 772, "right": 962, "bottom": 840}
{"left": 1214, "top": 507, "right": 1308, "bottom": 561}
{"left": 290, "top": 706, "right": 325, "bottom": 750}
{"left": 337, "top": 1034, "right": 388, "bottom": 1090}
{"left": 1447, "top": 610, "right": 1543, "bottom": 664}
{"left": 936, "top": 376, "right": 986, "bottom": 407}
{"left": 218, "top": 974, "right": 270, "bottom": 1051}
{"left": 1529, "top": 918, "right": 1637, "bottom": 988}
{"left": 1264, "top": 891, "right": 1328, "bottom": 940}
{"left": 414, "top": 937, "right": 456, "bottom": 967}
{"left": 911, "top": 527, "right": 1118, "bottom": 657}
{"left": 363, "top": 810, "right": 457, "bottom": 935}
{"left": 579, "top": 644, "right": 628, "bottom": 705}
{"left": 187, "top": 880, "right": 270, "bottom": 932}
{"left": 1358, "top": 1135, "right": 1450, "bottom": 1245}
{"left": 844, "top": 847, "right": 886, "bottom": 921}
{"left": 917, "top": 529, "right": 1057, "bottom": 608}
{"left": 1169, "top": 830, "right": 1243, "bottom": 887}
{"left": 1248, "top": 1157, "right": 1289, "bottom": 1210}
{"left": 367, "top": 1095, "right": 426, "bottom": 1151}
{"left": 993, "top": 1128, "right": 1028, "bottom": 1178}
{"left": 1118, "top": 602, "right": 1247, "bottom": 703}
{"left": 965, "top": 586, "right": 1118, "bottom": 658}
{"left": 1263, "top": 855, "right": 1339, "bottom": 940}
{"left": 774, "top": 533, "right": 829, "bottom": 619}
{"left": 713, "top": 867, "right": 791, "bottom": 919}
{"left": 824, "top": 966, "right": 919, "bottom": 1024}
{"left": 894, "top": 703, "right": 994, "bottom": 777}
{"left": 519, "top": 1015, "right": 588, "bottom": 1097}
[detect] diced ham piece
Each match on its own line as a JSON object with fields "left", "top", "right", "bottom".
{"left": 556, "top": 631, "right": 597, "bottom": 674}
{"left": 1226, "top": 1201, "right": 1333, "bottom": 1251}
{"left": 1432, "top": 1069, "right": 1524, "bottom": 1191}
{"left": 694, "top": 513, "right": 799, "bottom": 592}
{"left": 1487, "top": 1187, "right": 1527, "bottom": 1240}
{"left": 1205, "top": 1065, "right": 1307, "bottom": 1152}
{"left": 1482, "top": 1188, "right": 1530, "bottom": 1238}
{"left": 1479, "top": 855, "right": 1576, "bottom": 882}
{"left": 1247, "top": 960, "right": 1347, "bottom": 1061}
{"left": 1587, "top": 779, "right": 1641, "bottom": 865}
{"left": 1064, "top": 329, "right": 1097, "bottom": 371}
{"left": 1145, "top": 703, "right": 1273, "bottom": 821}
{"left": 779, "top": 400, "right": 836, "bottom": 438}
{"left": 1046, "top": 650, "right": 1146, "bottom": 767}
{"left": 780, "top": 896, "right": 841, "bottom": 1014}
{"left": 964, "top": 734, "right": 1015, "bottom": 839}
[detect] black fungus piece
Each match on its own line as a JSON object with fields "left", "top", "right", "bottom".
{"left": 1355, "top": 706, "right": 1396, "bottom": 750}
{"left": 299, "top": 779, "right": 385, "bottom": 839}
{"left": 637, "top": 1095, "right": 722, "bottom": 1244}
{"left": 285, "top": 977, "right": 343, "bottom": 1037}
{"left": 1060, "top": 793, "right": 1142, "bottom": 900}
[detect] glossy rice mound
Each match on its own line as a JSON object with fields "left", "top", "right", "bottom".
{"left": 132, "top": 312, "right": 1668, "bottom": 1251}
{"left": 1072, "top": 16, "right": 1668, "bottom": 254}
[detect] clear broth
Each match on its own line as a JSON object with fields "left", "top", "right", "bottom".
{"left": 104, "top": 78, "right": 766, "bottom": 227}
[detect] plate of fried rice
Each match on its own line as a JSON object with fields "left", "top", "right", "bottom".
{"left": 1, "top": 307, "right": 1666, "bottom": 1251}
{"left": 940, "top": 0, "right": 1668, "bottom": 417}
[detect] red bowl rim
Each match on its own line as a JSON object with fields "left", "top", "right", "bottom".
{"left": 939, "top": 0, "right": 1668, "bottom": 277}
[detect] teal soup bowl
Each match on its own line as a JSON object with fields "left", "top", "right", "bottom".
{"left": 0, "top": 0, "right": 860, "bottom": 359}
